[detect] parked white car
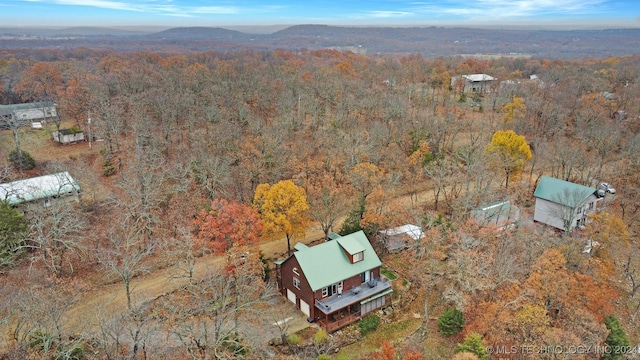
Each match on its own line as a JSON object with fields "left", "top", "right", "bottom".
{"left": 599, "top": 182, "right": 616, "bottom": 194}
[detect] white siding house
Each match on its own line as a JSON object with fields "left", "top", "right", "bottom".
{"left": 533, "top": 176, "right": 600, "bottom": 231}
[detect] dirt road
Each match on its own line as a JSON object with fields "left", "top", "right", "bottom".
{"left": 1, "top": 188, "right": 437, "bottom": 352}
{"left": 63, "top": 189, "right": 439, "bottom": 335}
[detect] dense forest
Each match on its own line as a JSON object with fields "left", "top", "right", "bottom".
{"left": 0, "top": 47, "right": 640, "bottom": 359}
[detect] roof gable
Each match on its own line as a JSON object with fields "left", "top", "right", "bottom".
{"left": 336, "top": 237, "right": 365, "bottom": 255}
{"left": 0, "top": 171, "right": 80, "bottom": 205}
{"left": 534, "top": 176, "right": 595, "bottom": 207}
{"left": 293, "top": 230, "right": 381, "bottom": 291}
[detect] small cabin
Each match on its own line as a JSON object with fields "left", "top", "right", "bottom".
{"left": 53, "top": 129, "right": 85, "bottom": 144}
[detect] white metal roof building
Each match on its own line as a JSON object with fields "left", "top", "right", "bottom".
{"left": 0, "top": 171, "right": 81, "bottom": 206}
{"left": 451, "top": 73, "right": 496, "bottom": 92}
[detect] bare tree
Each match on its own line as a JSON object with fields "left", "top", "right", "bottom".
{"left": 94, "top": 300, "right": 157, "bottom": 360}
{"left": 26, "top": 200, "right": 87, "bottom": 276}
{"left": 189, "top": 154, "right": 233, "bottom": 201}
{"left": 161, "top": 262, "right": 275, "bottom": 360}
{"left": 11, "top": 286, "right": 84, "bottom": 359}
{"left": 307, "top": 180, "right": 346, "bottom": 241}
{"left": 0, "top": 109, "right": 28, "bottom": 170}
{"left": 97, "top": 224, "right": 151, "bottom": 311}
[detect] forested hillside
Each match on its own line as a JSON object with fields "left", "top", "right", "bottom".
{"left": 0, "top": 47, "right": 639, "bottom": 359}
{"left": 2, "top": 25, "right": 640, "bottom": 58}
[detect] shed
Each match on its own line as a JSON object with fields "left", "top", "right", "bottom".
{"left": 53, "top": 129, "right": 85, "bottom": 144}
{"left": 470, "top": 200, "right": 520, "bottom": 229}
{"left": 379, "top": 224, "right": 425, "bottom": 251}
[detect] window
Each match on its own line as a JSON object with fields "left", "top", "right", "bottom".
{"left": 293, "top": 277, "right": 300, "bottom": 289}
{"left": 293, "top": 267, "right": 300, "bottom": 276}
{"left": 322, "top": 287, "right": 328, "bottom": 297}
{"left": 43, "top": 198, "right": 51, "bottom": 208}
{"left": 353, "top": 251, "right": 364, "bottom": 263}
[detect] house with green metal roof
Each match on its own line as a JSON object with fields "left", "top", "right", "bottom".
{"left": 533, "top": 176, "right": 600, "bottom": 231}
{"left": 274, "top": 230, "right": 392, "bottom": 332}
{"left": 0, "top": 171, "right": 81, "bottom": 207}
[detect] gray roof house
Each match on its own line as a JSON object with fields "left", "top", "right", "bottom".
{"left": 451, "top": 74, "right": 496, "bottom": 92}
{"left": 0, "top": 102, "right": 58, "bottom": 129}
{"left": 0, "top": 171, "right": 81, "bottom": 207}
{"left": 533, "top": 176, "right": 600, "bottom": 231}
{"left": 274, "top": 230, "right": 392, "bottom": 332}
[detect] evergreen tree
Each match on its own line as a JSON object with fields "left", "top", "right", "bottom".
{"left": 0, "top": 200, "right": 27, "bottom": 266}
{"left": 437, "top": 307, "right": 465, "bottom": 336}
{"left": 603, "top": 316, "right": 630, "bottom": 360}
{"left": 455, "top": 333, "right": 489, "bottom": 360}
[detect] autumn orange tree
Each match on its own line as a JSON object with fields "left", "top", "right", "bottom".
{"left": 193, "top": 198, "right": 263, "bottom": 255}
{"left": 254, "top": 180, "right": 309, "bottom": 255}
{"left": 485, "top": 130, "right": 532, "bottom": 188}
{"left": 14, "top": 61, "right": 62, "bottom": 102}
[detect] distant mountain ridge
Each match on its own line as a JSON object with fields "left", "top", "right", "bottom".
{"left": 147, "top": 27, "right": 254, "bottom": 41}
{"left": 1, "top": 24, "right": 639, "bottom": 59}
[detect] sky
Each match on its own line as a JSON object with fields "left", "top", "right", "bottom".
{"left": 1, "top": 0, "right": 639, "bottom": 29}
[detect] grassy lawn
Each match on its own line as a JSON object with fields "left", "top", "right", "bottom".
{"left": 380, "top": 268, "right": 397, "bottom": 280}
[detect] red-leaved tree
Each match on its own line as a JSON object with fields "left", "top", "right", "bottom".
{"left": 193, "top": 199, "right": 263, "bottom": 254}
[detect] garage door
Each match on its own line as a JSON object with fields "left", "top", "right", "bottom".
{"left": 287, "top": 289, "right": 296, "bottom": 304}
{"left": 300, "top": 299, "right": 310, "bottom": 317}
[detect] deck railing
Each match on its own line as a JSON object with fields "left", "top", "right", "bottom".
{"left": 317, "top": 311, "right": 361, "bottom": 333}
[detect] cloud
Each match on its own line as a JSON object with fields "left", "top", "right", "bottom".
{"left": 18, "top": 0, "right": 273, "bottom": 17}
{"left": 409, "top": 0, "right": 609, "bottom": 19}
{"left": 366, "top": 11, "right": 414, "bottom": 18}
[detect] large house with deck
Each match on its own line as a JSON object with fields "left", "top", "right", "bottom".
{"left": 274, "top": 230, "right": 392, "bottom": 332}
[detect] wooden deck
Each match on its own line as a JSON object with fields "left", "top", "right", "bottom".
{"left": 317, "top": 311, "right": 361, "bottom": 333}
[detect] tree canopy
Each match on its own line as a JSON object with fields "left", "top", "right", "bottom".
{"left": 253, "top": 180, "right": 309, "bottom": 255}
{"left": 193, "top": 198, "right": 263, "bottom": 255}
{"left": 0, "top": 200, "right": 27, "bottom": 267}
{"left": 485, "top": 129, "right": 532, "bottom": 188}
